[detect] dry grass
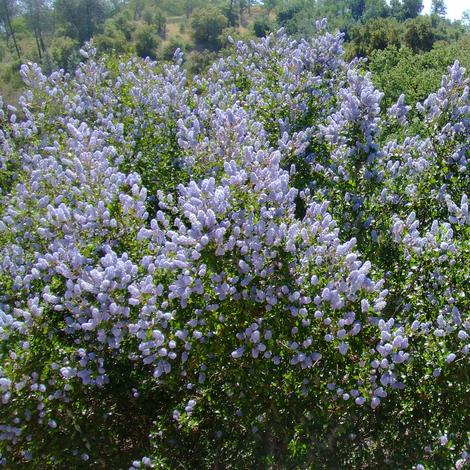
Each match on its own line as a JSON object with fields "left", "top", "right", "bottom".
{"left": 165, "top": 20, "right": 191, "bottom": 43}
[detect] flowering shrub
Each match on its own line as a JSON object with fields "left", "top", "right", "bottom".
{"left": 0, "top": 22, "right": 469, "bottom": 468}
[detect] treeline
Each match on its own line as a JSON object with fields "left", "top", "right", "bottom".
{"left": 0, "top": 0, "right": 261, "bottom": 98}
{"left": 0, "top": 0, "right": 239, "bottom": 68}
{"left": 1, "top": 0, "right": 470, "bottom": 101}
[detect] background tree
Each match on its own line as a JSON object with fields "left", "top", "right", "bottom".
{"left": 276, "top": 1, "right": 305, "bottom": 35}
{"left": 401, "top": 0, "right": 423, "bottom": 19}
{"left": 132, "top": 0, "right": 144, "bottom": 20}
{"left": 0, "top": 0, "right": 21, "bottom": 59}
{"left": 154, "top": 7, "right": 166, "bottom": 38}
{"left": 391, "top": 0, "right": 423, "bottom": 21}
{"left": 94, "top": 18, "right": 128, "bottom": 53}
{"left": 389, "top": 0, "right": 401, "bottom": 15}
{"left": 142, "top": 6, "right": 153, "bottom": 24}
{"left": 431, "top": 0, "right": 446, "bottom": 17}
{"left": 363, "top": 0, "right": 389, "bottom": 20}
{"left": 191, "top": 5, "right": 227, "bottom": 50}
{"left": 461, "top": 10, "right": 470, "bottom": 30}
{"left": 264, "top": 0, "right": 278, "bottom": 14}
{"left": 49, "top": 34, "right": 79, "bottom": 69}
{"left": 54, "top": 0, "right": 109, "bottom": 43}
{"left": 403, "top": 16, "right": 435, "bottom": 52}
{"left": 135, "top": 24, "right": 159, "bottom": 58}
{"left": 23, "top": 0, "right": 49, "bottom": 59}
{"left": 239, "top": 0, "right": 248, "bottom": 27}
{"left": 348, "top": 17, "right": 402, "bottom": 57}
{"left": 183, "top": 0, "right": 203, "bottom": 19}
{"left": 114, "top": 12, "right": 133, "bottom": 41}
{"left": 224, "top": 0, "right": 238, "bottom": 28}
{"left": 253, "top": 16, "right": 272, "bottom": 38}
{"left": 349, "top": 0, "right": 366, "bottom": 20}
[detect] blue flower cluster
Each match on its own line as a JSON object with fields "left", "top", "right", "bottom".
{"left": 0, "top": 21, "right": 468, "bottom": 468}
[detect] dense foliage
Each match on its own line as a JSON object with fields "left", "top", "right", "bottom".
{"left": 1, "top": 0, "right": 470, "bottom": 103}
{"left": 368, "top": 36, "right": 470, "bottom": 110}
{"left": 0, "top": 0, "right": 248, "bottom": 99}
{"left": 0, "top": 23, "right": 469, "bottom": 468}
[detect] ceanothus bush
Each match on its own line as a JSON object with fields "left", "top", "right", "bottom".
{"left": 0, "top": 21, "right": 468, "bottom": 468}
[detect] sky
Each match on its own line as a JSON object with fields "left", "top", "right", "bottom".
{"left": 422, "top": 0, "right": 470, "bottom": 20}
